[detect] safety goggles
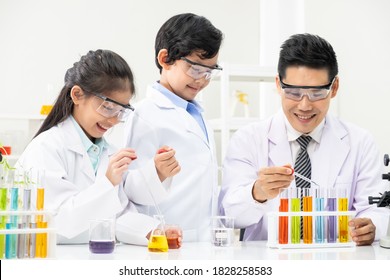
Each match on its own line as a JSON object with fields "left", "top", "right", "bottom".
{"left": 92, "top": 93, "right": 134, "bottom": 122}
{"left": 279, "top": 75, "right": 336, "bottom": 101}
{"left": 181, "top": 57, "right": 223, "bottom": 80}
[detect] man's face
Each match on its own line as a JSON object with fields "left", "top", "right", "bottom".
{"left": 276, "top": 66, "right": 338, "bottom": 134}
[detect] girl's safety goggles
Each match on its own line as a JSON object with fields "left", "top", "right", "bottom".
{"left": 92, "top": 93, "right": 134, "bottom": 122}
{"left": 279, "top": 75, "right": 336, "bottom": 101}
{"left": 181, "top": 57, "right": 223, "bottom": 81}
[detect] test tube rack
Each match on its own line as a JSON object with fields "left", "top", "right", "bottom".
{"left": 267, "top": 211, "right": 356, "bottom": 249}
{"left": 0, "top": 210, "right": 56, "bottom": 259}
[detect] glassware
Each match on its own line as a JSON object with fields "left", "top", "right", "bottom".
{"left": 89, "top": 219, "right": 115, "bottom": 254}
{"left": 148, "top": 215, "right": 168, "bottom": 252}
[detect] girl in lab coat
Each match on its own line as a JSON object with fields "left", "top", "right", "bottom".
{"left": 17, "top": 49, "right": 181, "bottom": 245}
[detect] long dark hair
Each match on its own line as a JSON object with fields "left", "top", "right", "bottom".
{"left": 35, "top": 49, "right": 135, "bottom": 137}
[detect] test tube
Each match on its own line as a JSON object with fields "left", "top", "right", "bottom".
{"left": 28, "top": 215, "right": 36, "bottom": 258}
{"left": 278, "top": 188, "right": 289, "bottom": 244}
{"left": 8, "top": 170, "right": 18, "bottom": 258}
{"left": 338, "top": 188, "right": 349, "bottom": 243}
{"left": 326, "top": 188, "right": 337, "bottom": 243}
{"left": 0, "top": 168, "right": 7, "bottom": 259}
{"left": 314, "top": 188, "right": 325, "bottom": 243}
{"left": 290, "top": 188, "right": 301, "bottom": 244}
{"left": 302, "top": 188, "right": 313, "bottom": 244}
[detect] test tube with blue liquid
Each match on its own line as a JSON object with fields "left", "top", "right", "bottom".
{"left": 314, "top": 188, "right": 325, "bottom": 243}
{"left": 6, "top": 169, "right": 18, "bottom": 259}
{"left": 326, "top": 188, "right": 337, "bottom": 243}
{"left": 290, "top": 188, "right": 301, "bottom": 244}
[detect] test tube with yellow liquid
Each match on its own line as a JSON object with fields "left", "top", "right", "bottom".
{"left": 303, "top": 188, "right": 313, "bottom": 244}
{"left": 338, "top": 188, "right": 349, "bottom": 243}
{"left": 278, "top": 188, "right": 289, "bottom": 244}
{"left": 148, "top": 215, "right": 168, "bottom": 253}
{"left": 31, "top": 169, "right": 47, "bottom": 258}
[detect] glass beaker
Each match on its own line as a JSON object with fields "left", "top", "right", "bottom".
{"left": 148, "top": 215, "right": 168, "bottom": 252}
{"left": 89, "top": 219, "right": 115, "bottom": 254}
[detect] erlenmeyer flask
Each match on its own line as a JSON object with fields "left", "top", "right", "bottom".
{"left": 148, "top": 215, "right": 168, "bottom": 252}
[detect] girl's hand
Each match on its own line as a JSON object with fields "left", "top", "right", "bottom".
{"left": 106, "top": 148, "right": 137, "bottom": 186}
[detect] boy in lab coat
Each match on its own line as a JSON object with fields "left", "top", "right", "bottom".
{"left": 123, "top": 13, "right": 223, "bottom": 242}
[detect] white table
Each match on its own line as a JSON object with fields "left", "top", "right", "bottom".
{"left": 55, "top": 241, "right": 390, "bottom": 260}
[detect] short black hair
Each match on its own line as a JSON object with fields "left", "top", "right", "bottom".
{"left": 155, "top": 13, "right": 223, "bottom": 73}
{"left": 278, "top": 33, "right": 338, "bottom": 82}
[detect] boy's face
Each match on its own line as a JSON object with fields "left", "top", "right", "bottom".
{"left": 276, "top": 66, "right": 338, "bottom": 134}
{"left": 160, "top": 51, "right": 219, "bottom": 101}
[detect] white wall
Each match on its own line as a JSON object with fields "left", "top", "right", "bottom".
{"left": 1, "top": 0, "right": 390, "bottom": 163}
{"left": 304, "top": 0, "right": 390, "bottom": 158}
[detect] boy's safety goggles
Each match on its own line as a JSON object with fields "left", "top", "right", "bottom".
{"left": 181, "top": 57, "right": 223, "bottom": 80}
{"left": 92, "top": 93, "right": 134, "bottom": 122}
{"left": 279, "top": 75, "right": 336, "bottom": 101}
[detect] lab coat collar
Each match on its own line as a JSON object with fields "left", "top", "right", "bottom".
{"left": 268, "top": 110, "right": 293, "bottom": 174}
{"left": 146, "top": 85, "right": 210, "bottom": 148}
{"left": 312, "top": 115, "right": 349, "bottom": 188}
{"left": 268, "top": 110, "right": 350, "bottom": 189}
{"left": 58, "top": 117, "right": 115, "bottom": 181}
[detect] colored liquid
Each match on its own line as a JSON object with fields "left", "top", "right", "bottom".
{"left": 5, "top": 223, "right": 17, "bottom": 259}
{"left": 315, "top": 197, "right": 325, "bottom": 243}
{"left": 10, "top": 187, "right": 18, "bottom": 210}
{"left": 36, "top": 188, "right": 44, "bottom": 210}
{"left": 35, "top": 221, "right": 47, "bottom": 258}
{"left": 36, "top": 188, "right": 45, "bottom": 223}
{"left": 290, "top": 198, "right": 301, "bottom": 244}
{"left": 326, "top": 198, "right": 337, "bottom": 243}
{"left": 167, "top": 237, "right": 180, "bottom": 249}
{"left": 338, "top": 198, "right": 349, "bottom": 242}
{"left": 278, "top": 198, "right": 289, "bottom": 244}
{"left": 303, "top": 196, "right": 313, "bottom": 244}
{"left": 89, "top": 240, "right": 115, "bottom": 254}
{"left": 0, "top": 188, "right": 6, "bottom": 259}
{"left": 148, "top": 235, "right": 168, "bottom": 252}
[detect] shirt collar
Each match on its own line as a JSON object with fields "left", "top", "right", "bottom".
{"left": 152, "top": 81, "right": 204, "bottom": 113}
{"left": 284, "top": 115, "right": 325, "bottom": 144}
{"left": 70, "top": 115, "right": 107, "bottom": 152}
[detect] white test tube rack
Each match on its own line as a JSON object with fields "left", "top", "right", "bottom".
{"left": 0, "top": 210, "right": 56, "bottom": 258}
{"left": 267, "top": 211, "right": 356, "bottom": 249}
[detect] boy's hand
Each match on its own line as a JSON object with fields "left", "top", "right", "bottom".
{"left": 154, "top": 146, "right": 181, "bottom": 182}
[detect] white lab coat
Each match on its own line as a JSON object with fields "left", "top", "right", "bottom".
{"left": 219, "top": 110, "right": 389, "bottom": 241}
{"left": 123, "top": 85, "right": 219, "bottom": 242}
{"left": 16, "top": 117, "right": 159, "bottom": 245}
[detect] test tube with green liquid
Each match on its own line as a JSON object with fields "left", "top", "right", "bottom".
{"left": 303, "top": 188, "right": 313, "bottom": 244}
{"left": 338, "top": 188, "right": 349, "bottom": 242}
{"left": 290, "top": 188, "right": 301, "bottom": 244}
{"left": 0, "top": 166, "right": 7, "bottom": 259}
{"left": 278, "top": 188, "right": 289, "bottom": 244}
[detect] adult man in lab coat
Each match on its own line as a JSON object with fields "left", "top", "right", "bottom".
{"left": 219, "top": 33, "right": 388, "bottom": 245}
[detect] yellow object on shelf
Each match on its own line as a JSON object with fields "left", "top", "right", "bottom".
{"left": 40, "top": 105, "right": 53, "bottom": 115}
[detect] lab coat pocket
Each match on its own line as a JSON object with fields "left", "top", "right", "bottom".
{"left": 334, "top": 176, "right": 353, "bottom": 189}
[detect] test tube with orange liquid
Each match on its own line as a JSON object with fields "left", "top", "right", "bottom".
{"left": 303, "top": 188, "right": 313, "bottom": 244}
{"left": 278, "top": 188, "right": 289, "bottom": 244}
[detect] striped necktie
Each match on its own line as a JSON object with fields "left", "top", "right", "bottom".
{"left": 295, "top": 135, "right": 312, "bottom": 239}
